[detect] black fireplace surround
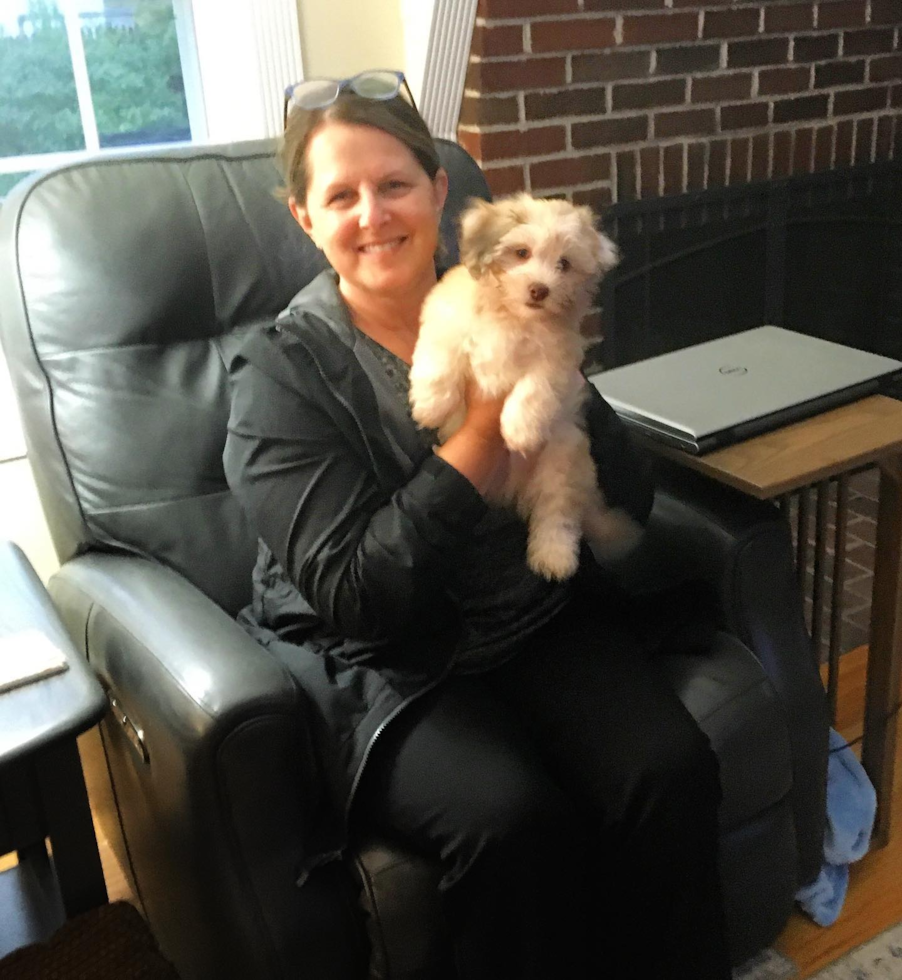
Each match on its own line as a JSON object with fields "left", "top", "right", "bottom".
{"left": 597, "top": 161, "right": 902, "bottom": 378}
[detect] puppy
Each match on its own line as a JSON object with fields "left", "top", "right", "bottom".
{"left": 410, "top": 193, "right": 641, "bottom": 581}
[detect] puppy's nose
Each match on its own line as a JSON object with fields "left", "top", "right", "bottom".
{"left": 529, "top": 283, "right": 549, "bottom": 302}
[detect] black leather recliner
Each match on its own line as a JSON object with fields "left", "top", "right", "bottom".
{"left": 0, "top": 138, "right": 829, "bottom": 980}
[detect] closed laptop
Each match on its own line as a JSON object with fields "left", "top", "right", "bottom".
{"left": 588, "top": 326, "right": 902, "bottom": 455}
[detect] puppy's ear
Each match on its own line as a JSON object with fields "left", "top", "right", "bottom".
{"left": 458, "top": 198, "right": 504, "bottom": 278}
{"left": 575, "top": 205, "right": 619, "bottom": 273}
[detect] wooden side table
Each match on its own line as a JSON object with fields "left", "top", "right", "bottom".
{"left": 645, "top": 394, "right": 902, "bottom": 849}
{"left": 0, "top": 540, "right": 108, "bottom": 958}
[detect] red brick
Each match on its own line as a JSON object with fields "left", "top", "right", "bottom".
{"left": 854, "top": 116, "right": 874, "bottom": 164}
{"left": 531, "top": 17, "right": 616, "bottom": 53}
{"left": 472, "top": 126, "right": 567, "bottom": 162}
{"left": 876, "top": 116, "right": 895, "bottom": 161}
{"left": 524, "top": 87, "right": 607, "bottom": 120}
{"left": 703, "top": 7, "right": 761, "bottom": 40}
{"left": 750, "top": 131, "right": 770, "bottom": 180}
{"left": 611, "top": 78, "right": 687, "bottom": 111}
{"left": 482, "top": 164, "right": 526, "bottom": 196}
{"left": 721, "top": 101, "right": 770, "bottom": 129}
{"left": 692, "top": 72, "right": 754, "bottom": 103}
{"left": 772, "top": 93, "right": 829, "bottom": 123}
{"left": 662, "top": 143, "right": 684, "bottom": 195}
{"left": 893, "top": 86, "right": 902, "bottom": 109}
{"left": 772, "top": 129, "right": 792, "bottom": 176}
{"left": 814, "top": 60, "right": 865, "bottom": 88}
{"left": 471, "top": 57, "right": 567, "bottom": 94}
{"left": 730, "top": 137, "right": 751, "bottom": 183}
{"left": 584, "top": 0, "right": 661, "bottom": 9}
{"left": 456, "top": 129, "right": 481, "bottom": 161}
{"left": 833, "top": 86, "right": 890, "bottom": 116}
{"left": 459, "top": 94, "right": 520, "bottom": 127}
{"left": 792, "top": 127, "right": 814, "bottom": 173}
{"left": 817, "top": 0, "right": 867, "bottom": 30}
{"left": 478, "top": 0, "right": 578, "bottom": 16}
{"left": 672, "top": 0, "right": 732, "bottom": 5}
{"left": 530, "top": 153, "right": 611, "bottom": 189}
{"left": 727, "top": 37, "right": 790, "bottom": 68}
{"left": 655, "top": 107, "right": 717, "bottom": 138}
{"left": 656, "top": 44, "right": 721, "bottom": 75}
{"left": 813, "top": 125, "right": 834, "bottom": 171}
{"left": 471, "top": 23, "right": 524, "bottom": 59}
{"left": 571, "top": 186, "right": 614, "bottom": 213}
{"left": 763, "top": 3, "right": 814, "bottom": 34}
{"left": 793, "top": 34, "right": 840, "bottom": 63}
{"left": 871, "top": 56, "right": 902, "bottom": 85}
{"left": 759, "top": 66, "right": 811, "bottom": 95}
{"left": 869, "top": 0, "right": 900, "bottom": 25}
{"left": 572, "top": 50, "right": 651, "bottom": 84}
{"left": 687, "top": 141, "right": 706, "bottom": 189}
{"left": 708, "top": 139, "right": 728, "bottom": 186}
{"left": 639, "top": 145, "right": 661, "bottom": 197}
{"left": 621, "top": 12, "right": 699, "bottom": 47}
{"left": 834, "top": 118, "right": 854, "bottom": 166}
{"left": 572, "top": 115, "right": 650, "bottom": 148}
{"left": 842, "top": 29, "right": 896, "bottom": 57}
{"left": 616, "top": 150, "right": 638, "bottom": 202}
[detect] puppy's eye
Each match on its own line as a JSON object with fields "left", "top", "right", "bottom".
{"left": 557, "top": 257, "right": 572, "bottom": 273}
{"left": 514, "top": 247, "right": 530, "bottom": 260}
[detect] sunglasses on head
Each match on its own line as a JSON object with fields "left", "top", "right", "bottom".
{"left": 282, "top": 69, "right": 417, "bottom": 127}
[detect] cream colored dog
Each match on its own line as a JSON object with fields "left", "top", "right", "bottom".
{"left": 410, "top": 193, "right": 641, "bottom": 581}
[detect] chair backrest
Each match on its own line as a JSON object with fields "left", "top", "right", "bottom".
{"left": 0, "top": 138, "right": 490, "bottom": 614}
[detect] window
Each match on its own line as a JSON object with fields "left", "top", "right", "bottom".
{"left": 0, "top": 0, "right": 204, "bottom": 196}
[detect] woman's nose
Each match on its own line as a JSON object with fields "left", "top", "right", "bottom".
{"left": 357, "top": 188, "right": 386, "bottom": 228}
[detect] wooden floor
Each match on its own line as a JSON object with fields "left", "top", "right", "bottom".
{"left": 776, "top": 644, "right": 902, "bottom": 977}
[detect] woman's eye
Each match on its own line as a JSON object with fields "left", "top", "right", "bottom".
{"left": 515, "top": 248, "right": 530, "bottom": 260}
{"left": 328, "top": 190, "right": 353, "bottom": 205}
{"left": 384, "top": 180, "right": 408, "bottom": 194}
{"left": 557, "top": 257, "right": 571, "bottom": 272}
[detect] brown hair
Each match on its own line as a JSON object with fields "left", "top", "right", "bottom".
{"left": 278, "top": 92, "right": 441, "bottom": 206}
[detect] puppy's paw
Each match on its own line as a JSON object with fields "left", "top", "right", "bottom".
{"left": 410, "top": 387, "right": 463, "bottom": 431}
{"left": 527, "top": 532, "right": 580, "bottom": 581}
{"left": 500, "top": 405, "right": 544, "bottom": 455}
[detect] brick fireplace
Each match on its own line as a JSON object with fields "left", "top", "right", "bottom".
{"left": 457, "top": 0, "right": 901, "bottom": 209}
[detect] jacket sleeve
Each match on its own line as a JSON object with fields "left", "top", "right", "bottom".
{"left": 224, "top": 333, "right": 488, "bottom": 643}
{"left": 583, "top": 377, "right": 656, "bottom": 526}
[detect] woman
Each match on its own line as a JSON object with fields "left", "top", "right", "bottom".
{"left": 224, "top": 75, "right": 732, "bottom": 979}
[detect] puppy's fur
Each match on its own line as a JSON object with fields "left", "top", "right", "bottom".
{"left": 410, "top": 193, "right": 641, "bottom": 581}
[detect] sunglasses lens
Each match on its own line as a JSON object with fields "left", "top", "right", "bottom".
{"left": 290, "top": 79, "right": 341, "bottom": 111}
{"left": 351, "top": 70, "right": 402, "bottom": 100}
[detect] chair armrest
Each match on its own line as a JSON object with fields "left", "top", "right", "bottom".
{"left": 47, "top": 554, "right": 358, "bottom": 980}
{"left": 617, "top": 458, "right": 829, "bottom": 885}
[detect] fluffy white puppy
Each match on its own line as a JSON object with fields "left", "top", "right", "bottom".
{"left": 410, "top": 193, "right": 640, "bottom": 581}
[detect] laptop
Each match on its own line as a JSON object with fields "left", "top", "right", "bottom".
{"left": 587, "top": 326, "right": 902, "bottom": 455}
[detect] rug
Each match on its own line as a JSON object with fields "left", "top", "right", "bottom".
{"left": 0, "top": 901, "right": 181, "bottom": 980}
{"left": 733, "top": 921, "right": 902, "bottom": 980}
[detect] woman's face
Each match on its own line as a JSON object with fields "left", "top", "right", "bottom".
{"left": 291, "top": 121, "right": 448, "bottom": 302}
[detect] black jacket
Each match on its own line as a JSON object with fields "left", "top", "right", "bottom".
{"left": 224, "top": 270, "right": 655, "bottom": 881}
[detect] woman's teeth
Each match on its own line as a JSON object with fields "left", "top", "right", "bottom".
{"left": 360, "top": 238, "right": 403, "bottom": 253}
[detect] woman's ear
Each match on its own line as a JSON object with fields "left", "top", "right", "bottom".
{"left": 433, "top": 168, "right": 449, "bottom": 215}
{"left": 289, "top": 196, "right": 315, "bottom": 242}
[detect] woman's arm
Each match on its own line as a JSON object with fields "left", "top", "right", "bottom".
{"left": 224, "top": 332, "right": 489, "bottom": 644}
{"left": 583, "top": 378, "right": 656, "bottom": 525}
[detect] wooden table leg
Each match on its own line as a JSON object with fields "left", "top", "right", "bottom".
{"left": 863, "top": 453, "right": 902, "bottom": 848}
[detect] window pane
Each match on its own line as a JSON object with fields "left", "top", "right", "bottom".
{"left": 0, "top": 3, "right": 85, "bottom": 156}
{"left": 0, "top": 171, "right": 33, "bottom": 197}
{"left": 80, "top": 0, "right": 191, "bottom": 148}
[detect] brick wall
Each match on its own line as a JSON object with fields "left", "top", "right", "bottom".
{"left": 458, "top": 0, "right": 902, "bottom": 208}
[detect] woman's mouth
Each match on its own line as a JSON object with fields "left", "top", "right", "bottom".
{"left": 359, "top": 236, "right": 406, "bottom": 254}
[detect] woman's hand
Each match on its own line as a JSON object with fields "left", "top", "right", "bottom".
{"left": 434, "top": 381, "right": 511, "bottom": 496}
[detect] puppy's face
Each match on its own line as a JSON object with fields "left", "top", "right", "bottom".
{"left": 458, "top": 194, "right": 618, "bottom": 320}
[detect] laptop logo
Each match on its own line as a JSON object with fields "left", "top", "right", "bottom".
{"left": 719, "top": 365, "right": 748, "bottom": 375}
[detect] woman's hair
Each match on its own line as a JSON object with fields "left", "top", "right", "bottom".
{"left": 278, "top": 92, "right": 441, "bottom": 205}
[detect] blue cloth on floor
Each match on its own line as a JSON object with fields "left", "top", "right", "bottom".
{"left": 795, "top": 728, "right": 876, "bottom": 927}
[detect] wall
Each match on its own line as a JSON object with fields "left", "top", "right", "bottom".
{"left": 458, "top": 0, "right": 902, "bottom": 208}
{"left": 295, "top": 0, "right": 406, "bottom": 78}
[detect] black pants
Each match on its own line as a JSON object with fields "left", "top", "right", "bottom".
{"left": 355, "top": 594, "right": 732, "bottom": 980}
